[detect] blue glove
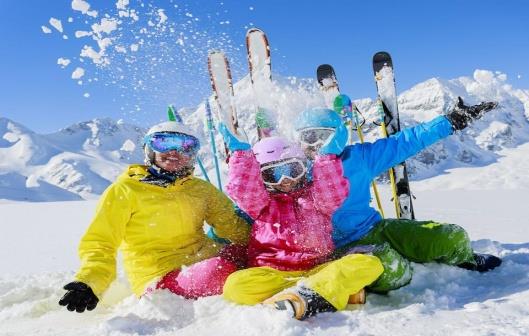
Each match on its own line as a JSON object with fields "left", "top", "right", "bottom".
{"left": 319, "top": 122, "right": 348, "bottom": 155}
{"left": 218, "top": 123, "right": 251, "bottom": 152}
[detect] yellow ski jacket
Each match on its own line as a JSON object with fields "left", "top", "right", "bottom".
{"left": 74, "top": 165, "right": 250, "bottom": 297}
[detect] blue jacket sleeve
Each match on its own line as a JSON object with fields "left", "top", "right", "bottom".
{"left": 362, "top": 115, "right": 454, "bottom": 177}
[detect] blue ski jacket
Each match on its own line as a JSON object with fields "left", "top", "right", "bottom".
{"left": 332, "top": 115, "right": 454, "bottom": 247}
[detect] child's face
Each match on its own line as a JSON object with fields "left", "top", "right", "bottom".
{"left": 273, "top": 176, "right": 302, "bottom": 193}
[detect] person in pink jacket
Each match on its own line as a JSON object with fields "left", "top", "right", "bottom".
{"left": 218, "top": 123, "right": 384, "bottom": 320}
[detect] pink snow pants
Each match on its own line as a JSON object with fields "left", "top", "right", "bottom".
{"left": 154, "top": 244, "right": 247, "bottom": 299}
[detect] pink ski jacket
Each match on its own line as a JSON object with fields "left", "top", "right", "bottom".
{"left": 226, "top": 150, "right": 349, "bottom": 271}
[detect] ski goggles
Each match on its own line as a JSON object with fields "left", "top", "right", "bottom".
{"left": 260, "top": 158, "right": 307, "bottom": 186}
{"left": 144, "top": 132, "right": 200, "bottom": 155}
{"left": 297, "top": 127, "right": 335, "bottom": 147}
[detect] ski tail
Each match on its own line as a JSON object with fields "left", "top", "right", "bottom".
{"left": 246, "top": 27, "right": 275, "bottom": 140}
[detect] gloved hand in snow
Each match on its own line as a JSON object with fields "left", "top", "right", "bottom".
{"left": 319, "top": 122, "right": 348, "bottom": 155}
{"left": 218, "top": 123, "right": 251, "bottom": 152}
{"left": 59, "top": 281, "right": 99, "bottom": 313}
{"left": 446, "top": 97, "right": 498, "bottom": 131}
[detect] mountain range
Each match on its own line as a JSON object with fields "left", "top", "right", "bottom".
{"left": 1, "top": 69, "right": 528, "bottom": 202}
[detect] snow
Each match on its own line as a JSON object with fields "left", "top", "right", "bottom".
{"left": 75, "top": 30, "right": 92, "bottom": 38}
{"left": 91, "top": 18, "right": 119, "bottom": 35}
{"left": 71, "top": 67, "right": 85, "bottom": 79}
{"left": 49, "top": 17, "right": 63, "bottom": 33}
{"left": 41, "top": 25, "right": 52, "bottom": 34}
{"left": 1, "top": 185, "right": 528, "bottom": 335}
{"left": 116, "top": 0, "right": 129, "bottom": 10}
{"left": 72, "top": 0, "right": 98, "bottom": 18}
{"left": 3, "top": 49, "right": 529, "bottom": 332}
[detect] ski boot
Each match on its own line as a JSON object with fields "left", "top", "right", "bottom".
{"left": 458, "top": 253, "right": 502, "bottom": 272}
{"left": 348, "top": 288, "right": 366, "bottom": 304}
{"left": 263, "top": 286, "right": 337, "bottom": 320}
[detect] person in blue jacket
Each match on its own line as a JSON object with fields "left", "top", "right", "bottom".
{"left": 294, "top": 97, "right": 502, "bottom": 293}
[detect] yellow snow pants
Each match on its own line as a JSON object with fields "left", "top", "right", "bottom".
{"left": 223, "top": 254, "right": 383, "bottom": 310}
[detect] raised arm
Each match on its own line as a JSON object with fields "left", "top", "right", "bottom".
{"left": 225, "top": 150, "right": 271, "bottom": 220}
{"left": 360, "top": 115, "right": 453, "bottom": 177}
{"left": 311, "top": 154, "right": 349, "bottom": 215}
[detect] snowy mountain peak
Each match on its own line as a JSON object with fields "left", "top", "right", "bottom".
{"left": 1, "top": 70, "right": 529, "bottom": 202}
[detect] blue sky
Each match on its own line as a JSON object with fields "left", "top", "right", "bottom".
{"left": 0, "top": 0, "right": 528, "bottom": 133}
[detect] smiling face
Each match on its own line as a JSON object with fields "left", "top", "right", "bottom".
{"left": 153, "top": 150, "right": 195, "bottom": 172}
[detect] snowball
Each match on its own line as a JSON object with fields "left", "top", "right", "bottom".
{"left": 57, "top": 58, "right": 71, "bottom": 68}
{"left": 83, "top": 92, "right": 90, "bottom": 98}
{"left": 158, "top": 9, "right": 168, "bottom": 24}
{"left": 130, "top": 44, "right": 139, "bottom": 52}
{"left": 72, "top": 0, "right": 98, "bottom": 17}
{"left": 49, "top": 18, "right": 63, "bottom": 33}
{"left": 80, "top": 45, "right": 104, "bottom": 64}
{"left": 75, "top": 30, "right": 92, "bottom": 38}
{"left": 41, "top": 26, "right": 52, "bottom": 34}
{"left": 91, "top": 18, "right": 119, "bottom": 35}
{"left": 116, "top": 0, "right": 129, "bottom": 10}
{"left": 71, "top": 67, "right": 85, "bottom": 79}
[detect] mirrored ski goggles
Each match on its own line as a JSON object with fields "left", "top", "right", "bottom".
{"left": 297, "top": 127, "right": 335, "bottom": 147}
{"left": 144, "top": 132, "right": 200, "bottom": 155}
{"left": 260, "top": 159, "right": 307, "bottom": 186}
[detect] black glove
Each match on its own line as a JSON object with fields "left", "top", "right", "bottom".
{"left": 58, "top": 281, "right": 99, "bottom": 313}
{"left": 446, "top": 97, "right": 498, "bottom": 131}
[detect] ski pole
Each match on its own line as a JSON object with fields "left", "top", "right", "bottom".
{"left": 196, "top": 156, "right": 210, "bottom": 183}
{"left": 168, "top": 105, "right": 211, "bottom": 183}
{"left": 376, "top": 98, "right": 400, "bottom": 218}
{"left": 351, "top": 104, "right": 385, "bottom": 219}
{"left": 205, "top": 99, "right": 223, "bottom": 191}
{"left": 336, "top": 95, "right": 385, "bottom": 218}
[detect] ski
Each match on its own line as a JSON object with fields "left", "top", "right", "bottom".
{"left": 316, "top": 64, "right": 340, "bottom": 108}
{"left": 207, "top": 50, "right": 241, "bottom": 139}
{"left": 246, "top": 28, "right": 275, "bottom": 140}
{"left": 205, "top": 99, "right": 223, "bottom": 191}
{"left": 372, "top": 51, "right": 415, "bottom": 220}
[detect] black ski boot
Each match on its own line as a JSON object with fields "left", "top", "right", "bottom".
{"left": 458, "top": 253, "right": 502, "bottom": 272}
{"left": 264, "top": 286, "right": 337, "bottom": 320}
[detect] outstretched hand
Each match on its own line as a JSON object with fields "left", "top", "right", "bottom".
{"left": 59, "top": 281, "right": 99, "bottom": 313}
{"left": 447, "top": 97, "right": 498, "bottom": 130}
{"left": 218, "top": 123, "right": 251, "bottom": 152}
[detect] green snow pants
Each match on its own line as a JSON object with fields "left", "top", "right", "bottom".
{"left": 336, "top": 219, "right": 475, "bottom": 293}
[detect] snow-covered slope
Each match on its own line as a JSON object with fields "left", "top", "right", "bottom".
{"left": 0, "top": 118, "right": 145, "bottom": 201}
{"left": 1, "top": 69, "right": 528, "bottom": 202}
{"left": 1, "top": 187, "right": 528, "bottom": 336}
{"left": 186, "top": 69, "right": 529, "bottom": 184}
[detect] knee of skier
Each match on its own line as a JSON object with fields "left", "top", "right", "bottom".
{"left": 445, "top": 224, "right": 474, "bottom": 264}
{"left": 222, "top": 270, "right": 261, "bottom": 305}
{"left": 368, "top": 243, "right": 413, "bottom": 293}
{"left": 342, "top": 253, "right": 385, "bottom": 280}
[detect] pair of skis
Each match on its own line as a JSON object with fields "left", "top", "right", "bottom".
{"left": 207, "top": 28, "right": 274, "bottom": 150}
{"left": 316, "top": 52, "right": 415, "bottom": 220}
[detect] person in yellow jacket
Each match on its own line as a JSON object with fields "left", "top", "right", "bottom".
{"left": 58, "top": 120, "right": 250, "bottom": 313}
